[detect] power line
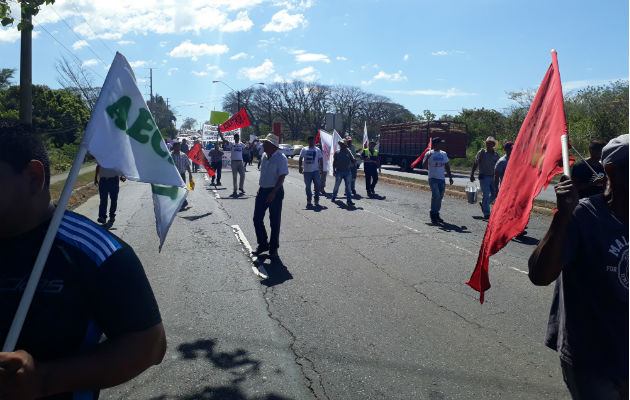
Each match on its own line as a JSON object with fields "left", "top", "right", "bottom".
{"left": 70, "top": 3, "right": 116, "bottom": 57}
{"left": 49, "top": 5, "right": 107, "bottom": 65}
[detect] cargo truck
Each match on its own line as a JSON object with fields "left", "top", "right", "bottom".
{"left": 379, "top": 121, "right": 468, "bottom": 171}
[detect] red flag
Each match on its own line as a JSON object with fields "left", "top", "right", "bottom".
{"left": 410, "top": 138, "right": 432, "bottom": 169}
{"left": 466, "top": 50, "right": 568, "bottom": 303}
{"left": 219, "top": 108, "right": 251, "bottom": 133}
{"left": 315, "top": 130, "right": 320, "bottom": 145}
{"left": 187, "top": 142, "right": 215, "bottom": 178}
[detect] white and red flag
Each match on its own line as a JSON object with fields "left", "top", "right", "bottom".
{"left": 467, "top": 50, "right": 569, "bottom": 303}
{"left": 219, "top": 108, "right": 251, "bottom": 132}
{"left": 410, "top": 137, "right": 432, "bottom": 169}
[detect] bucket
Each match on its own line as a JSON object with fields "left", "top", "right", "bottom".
{"left": 466, "top": 182, "right": 479, "bottom": 204}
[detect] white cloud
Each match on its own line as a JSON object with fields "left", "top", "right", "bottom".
{"left": 117, "top": 40, "right": 135, "bottom": 45}
{"left": 0, "top": 28, "right": 25, "bottom": 43}
{"left": 431, "top": 50, "right": 465, "bottom": 56}
{"left": 403, "top": 54, "right": 409, "bottom": 61}
{"left": 129, "top": 60, "right": 148, "bottom": 68}
{"left": 383, "top": 88, "right": 477, "bottom": 98}
{"left": 362, "top": 70, "right": 408, "bottom": 85}
{"left": 562, "top": 78, "right": 628, "bottom": 92}
{"left": 273, "top": 0, "right": 313, "bottom": 9}
{"left": 221, "top": 10, "right": 253, "bottom": 32}
{"left": 169, "top": 40, "right": 229, "bottom": 60}
{"left": 290, "top": 66, "right": 317, "bottom": 81}
{"left": 206, "top": 64, "right": 226, "bottom": 78}
{"left": 82, "top": 59, "right": 99, "bottom": 68}
{"left": 167, "top": 67, "right": 179, "bottom": 76}
{"left": 239, "top": 59, "right": 275, "bottom": 80}
{"left": 336, "top": 56, "right": 347, "bottom": 61}
{"left": 230, "top": 52, "right": 250, "bottom": 60}
{"left": 192, "top": 71, "right": 208, "bottom": 76}
{"left": 296, "top": 53, "right": 330, "bottom": 63}
{"left": 263, "top": 9, "right": 306, "bottom": 32}
{"left": 72, "top": 40, "right": 89, "bottom": 50}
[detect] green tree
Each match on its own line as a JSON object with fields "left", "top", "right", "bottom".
{"left": 147, "top": 94, "right": 177, "bottom": 139}
{"left": 1, "top": 0, "right": 55, "bottom": 30}
{"left": 0, "top": 68, "right": 14, "bottom": 90}
{"left": 180, "top": 117, "right": 197, "bottom": 130}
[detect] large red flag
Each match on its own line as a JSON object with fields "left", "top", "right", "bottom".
{"left": 410, "top": 137, "right": 432, "bottom": 169}
{"left": 466, "top": 50, "right": 568, "bottom": 303}
{"left": 187, "top": 142, "right": 215, "bottom": 178}
{"left": 219, "top": 108, "right": 251, "bottom": 133}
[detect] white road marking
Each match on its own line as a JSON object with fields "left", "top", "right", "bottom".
{"left": 363, "top": 209, "right": 396, "bottom": 223}
{"left": 212, "top": 190, "right": 220, "bottom": 199}
{"left": 231, "top": 224, "right": 268, "bottom": 279}
{"left": 509, "top": 266, "right": 529, "bottom": 274}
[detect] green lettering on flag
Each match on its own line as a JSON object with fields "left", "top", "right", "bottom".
{"left": 151, "top": 184, "right": 179, "bottom": 200}
{"left": 210, "top": 111, "right": 230, "bottom": 125}
{"left": 106, "top": 96, "right": 132, "bottom": 131}
{"left": 151, "top": 130, "right": 168, "bottom": 157}
{"left": 126, "top": 108, "right": 154, "bottom": 144}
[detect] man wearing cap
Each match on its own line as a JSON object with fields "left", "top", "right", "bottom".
{"left": 299, "top": 136, "right": 324, "bottom": 207}
{"left": 361, "top": 141, "right": 381, "bottom": 197}
{"left": 529, "top": 134, "right": 628, "bottom": 399}
{"left": 219, "top": 132, "right": 247, "bottom": 197}
{"left": 252, "top": 134, "right": 289, "bottom": 259}
{"left": 171, "top": 140, "right": 193, "bottom": 210}
{"left": 422, "top": 138, "right": 454, "bottom": 223}
{"left": 346, "top": 136, "right": 359, "bottom": 196}
{"left": 470, "top": 136, "right": 501, "bottom": 219}
{"left": 493, "top": 141, "right": 513, "bottom": 193}
{"left": 332, "top": 140, "right": 356, "bottom": 207}
{"left": 572, "top": 139, "right": 607, "bottom": 199}
{"left": 208, "top": 142, "right": 224, "bottom": 186}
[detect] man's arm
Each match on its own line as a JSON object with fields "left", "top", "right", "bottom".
{"left": 445, "top": 163, "right": 454, "bottom": 185}
{"left": 422, "top": 151, "right": 431, "bottom": 169}
{"left": 528, "top": 177, "right": 578, "bottom": 286}
{"left": 298, "top": 151, "right": 304, "bottom": 173}
{"left": 218, "top": 132, "right": 229, "bottom": 145}
{"left": 266, "top": 175, "right": 286, "bottom": 204}
{"left": 0, "top": 323, "right": 166, "bottom": 398}
{"left": 94, "top": 165, "right": 100, "bottom": 185}
{"left": 494, "top": 173, "right": 502, "bottom": 193}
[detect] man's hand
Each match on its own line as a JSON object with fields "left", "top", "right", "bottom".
{"left": 188, "top": 173, "right": 193, "bottom": 182}
{"left": 94, "top": 178, "right": 98, "bottom": 186}
{"left": 0, "top": 350, "right": 46, "bottom": 399}
{"left": 469, "top": 174, "right": 475, "bottom": 182}
{"left": 120, "top": 176, "right": 127, "bottom": 182}
{"left": 298, "top": 167, "right": 303, "bottom": 174}
{"left": 593, "top": 175, "right": 606, "bottom": 185}
{"left": 266, "top": 191, "right": 276, "bottom": 204}
{"left": 449, "top": 177, "right": 454, "bottom": 185}
{"left": 555, "top": 176, "right": 578, "bottom": 215}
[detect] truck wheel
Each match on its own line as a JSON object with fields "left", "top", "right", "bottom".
{"left": 400, "top": 158, "right": 409, "bottom": 172}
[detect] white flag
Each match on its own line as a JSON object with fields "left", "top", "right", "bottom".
{"left": 363, "top": 121, "right": 369, "bottom": 149}
{"left": 84, "top": 52, "right": 186, "bottom": 250}
{"left": 319, "top": 130, "right": 334, "bottom": 176}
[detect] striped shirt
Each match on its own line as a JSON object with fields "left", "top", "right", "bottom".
{"left": 171, "top": 152, "right": 191, "bottom": 174}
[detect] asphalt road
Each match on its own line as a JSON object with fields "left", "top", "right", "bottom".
{"left": 74, "top": 166, "right": 570, "bottom": 399}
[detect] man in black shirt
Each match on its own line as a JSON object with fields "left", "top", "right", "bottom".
{"left": 571, "top": 139, "right": 606, "bottom": 198}
{"left": 0, "top": 119, "right": 166, "bottom": 399}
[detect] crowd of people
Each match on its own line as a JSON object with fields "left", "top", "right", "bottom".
{"left": 0, "top": 114, "right": 626, "bottom": 399}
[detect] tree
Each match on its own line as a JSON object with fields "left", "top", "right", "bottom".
{"left": 330, "top": 86, "right": 367, "bottom": 136}
{"left": 180, "top": 117, "right": 197, "bottom": 130}
{"left": 56, "top": 56, "right": 100, "bottom": 112}
{"left": 0, "top": 68, "right": 14, "bottom": 90}
{"left": 1, "top": 0, "right": 55, "bottom": 30}
{"left": 417, "top": 109, "right": 436, "bottom": 121}
{"left": 148, "top": 94, "right": 177, "bottom": 139}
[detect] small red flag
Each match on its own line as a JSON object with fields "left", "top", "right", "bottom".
{"left": 466, "top": 51, "right": 568, "bottom": 303}
{"left": 187, "top": 142, "right": 215, "bottom": 178}
{"left": 410, "top": 138, "right": 432, "bottom": 169}
{"left": 315, "top": 130, "right": 320, "bottom": 145}
{"left": 219, "top": 108, "right": 251, "bottom": 133}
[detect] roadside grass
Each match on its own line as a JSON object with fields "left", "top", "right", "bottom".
{"left": 49, "top": 171, "right": 96, "bottom": 203}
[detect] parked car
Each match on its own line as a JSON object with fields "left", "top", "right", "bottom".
{"left": 293, "top": 145, "right": 304, "bottom": 156}
{"left": 279, "top": 144, "right": 294, "bottom": 158}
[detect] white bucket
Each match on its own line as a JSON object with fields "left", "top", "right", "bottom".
{"left": 466, "top": 182, "right": 479, "bottom": 204}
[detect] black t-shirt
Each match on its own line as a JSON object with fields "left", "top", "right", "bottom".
{"left": 0, "top": 210, "right": 162, "bottom": 400}
{"left": 571, "top": 159, "right": 605, "bottom": 198}
{"left": 545, "top": 194, "right": 628, "bottom": 380}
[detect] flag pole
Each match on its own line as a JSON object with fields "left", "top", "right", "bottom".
{"left": 2, "top": 142, "right": 89, "bottom": 352}
{"left": 561, "top": 134, "right": 571, "bottom": 178}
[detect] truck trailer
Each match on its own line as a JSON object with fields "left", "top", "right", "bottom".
{"left": 379, "top": 121, "right": 468, "bottom": 171}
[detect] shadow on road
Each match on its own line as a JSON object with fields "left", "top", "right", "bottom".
{"left": 436, "top": 221, "right": 470, "bottom": 233}
{"left": 181, "top": 212, "right": 212, "bottom": 221}
{"left": 511, "top": 233, "right": 539, "bottom": 246}
{"left": 259, "top": 256, "right": 293, "bottom": 287}
{"left": 150, "top": 387, "right": 292, "bottom": 400}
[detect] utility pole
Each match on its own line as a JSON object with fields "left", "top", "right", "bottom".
{"left": 166, "top": 97, "right": 169, "bottom": 108}
{"left": 149, "top": 68, "right": 153, "bottom": 103}
{"left": 19, "top": 10, "right": 32, "bottom": 125}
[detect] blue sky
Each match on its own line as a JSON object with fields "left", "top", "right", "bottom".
{"left": 1, "top": 0, "right": 627, "bottom": 129}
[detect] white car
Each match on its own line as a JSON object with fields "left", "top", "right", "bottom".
{"left": 279, "top": 144, "right": 294, "bottom": 158}
{"left": 293, "top": 145, "right": 304, "bottom": 156}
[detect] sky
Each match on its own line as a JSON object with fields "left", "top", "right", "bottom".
{"left": 0, "top": 0, "right": 628, "bottom": 130}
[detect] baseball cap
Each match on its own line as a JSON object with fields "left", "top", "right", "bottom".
{"left": 432, "top": 137, "right": 445, "bottom": 144}
{"left": 601, "top": 134, "right": 629, "bottom": 166}
{"left": 504, "top": 141, "right": 514, "bottom": 150}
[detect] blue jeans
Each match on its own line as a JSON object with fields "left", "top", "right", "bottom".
{"left": 332, "top": 171, "right": 352, "bottom": 201}
{"left": 479, "top": 175, "right": 496, "bottom": 216}
{"left": 429, "top": 178, "right": 445, "bottom": 214}
{"left": 253, "top": 187, "right": 284, "bottom": 251}
{"left": 98, "top": 177, "right": 119, "bottom": 219}
{"left": 303, "top": 171, "right": 321, "bottom": 201}
{"left": 561, "top": 359, "right": 628, "bottom": 400}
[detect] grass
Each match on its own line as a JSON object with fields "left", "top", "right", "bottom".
{"left": 49, "top": 170, "right": 97, "bottom": 203}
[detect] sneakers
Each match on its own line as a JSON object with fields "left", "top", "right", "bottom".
{"left": 239, "top": 188, "right": 246, "bottom": 194}
{"left": 314, "top": 199, "right": 319, "bottom": 206}
{"left": 232, "top": 191, "right": 238, "bottom": 197}
{"left": 430, "top": 213, "right": 438, "bottom": 224}
{"left": 216, "top": 181, "right": 221, "bottom": 186}
{"left": 252, "top": 244, "right": 269, "bottom": 255}
{"left": 108, "top": 216, "right": 116, "bottom": 224}
{"left": 97, "top": 217, "right": 106, "bottom": 224}
{"left": 347, "top": 200, "right": 355, "bottom": 206}
{"left": 331, "top": 196, "right": 336, "bottom": 202}
{"left": 351, "top": 189, "right": 357, "bottom": 196}
{"left": 435, "top": 214, "right": 444, "bottom": 223}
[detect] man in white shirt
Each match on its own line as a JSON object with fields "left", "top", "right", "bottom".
{"left": 219, "top": 132, "right": 247, "bottom": 197}
{"left": 93, "top": 164, "right": 126, "bottom": 225}
{"left": 299, "top": 136, "right": 324, "bottom": 207}
{"left": 422, "top": 137, "right": 454, "bottom": 224}
{"left": 252, "top": 134, "right": 289, "bottom": 259}
{"left": 171, "top": 140, "right": 193, "bottom": 210}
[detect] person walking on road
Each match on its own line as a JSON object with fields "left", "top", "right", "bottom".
{"left": 422, "top": 137, "right": 454, "bottom": 224}
{"left": 470, "top": 136, "right": 501, "bottom": 219}
{"left": 208, "top": 142, "right": 224, "bottom": 186}
{"left": 171, "top": 139, "right": 193, "bottom": 210}
{"left": 219, "top": 132, "right": 247, "bottom": 197}
{"left": 181, "top": 138, "right": 190, "bottom": 154}
{"left": 94, "top": 164, "right": 126, "bottom": 225}
{"left": 332, "top": 140, "right": 356, "bottom": 207}
{"left": 528, "top": 134, "right": 628, "bottom": 399}
{"left": 0, "top": 119, "right": 166, "bottom": 399}
{"left": 346, "top": 136, "right": 359, "bottom": 196}
{"left": 317, "top": 143, "right": 329, "bottom": 194}
{"left": 572, "top": 139, "right": 607, "bottom": 199}
{"left": 362, "top": 141, "right": 381, "bottom": 197}
{"left": 299, "top": 136, "right": 324, "bottom": 207}
{"left": 493, "top": 141, "right": 513, "bottom": 193}
{"left": 252, "top": 134, "right": 288, "bottom": 259}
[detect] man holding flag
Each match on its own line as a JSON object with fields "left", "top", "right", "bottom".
{"left": 422, "top": 138, "right": 454, "bottom": 224}
{"left": 0, "top": 119, "right": 166, "bottom": 398}
{"left": 528, "top": 134, "right": 628, "bottom": 398}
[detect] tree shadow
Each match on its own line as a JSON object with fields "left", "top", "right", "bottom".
{"left": 181, "top": 212, "right": 213, "bottom": 221}
{"left": 177, "top": 339, "right": 260, "bottom": 379}
{"left": 258, "top": 256, "right": 293, "bottom": 287}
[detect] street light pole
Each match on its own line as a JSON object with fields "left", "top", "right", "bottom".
{"left": 212, "top": 81, "right": 264, "bottom": 114}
